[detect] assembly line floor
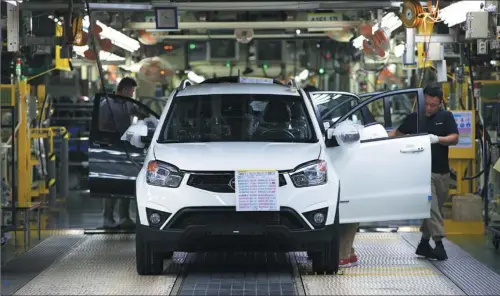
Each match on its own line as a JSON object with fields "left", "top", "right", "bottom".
{"left": 3, "top": 231, "right": 500, "bottom": 296}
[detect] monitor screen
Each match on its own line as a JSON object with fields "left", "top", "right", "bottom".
{"left": 208, "top": 39, "right": 238, "bottom": 60}
{"left": 256, "top": 40, "right": 283, "bottom": 62}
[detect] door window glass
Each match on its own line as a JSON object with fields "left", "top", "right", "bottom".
{"left": 310, "top": 92, "right": 362, "bottom": 128}
{"left": 388, "top": 93, "right": 416, "bottom": 130}
{"left": 98, "top": 96, "right": 155, "bottom": 135}
{"left": 363, "top": 99, "right": 385, "bottom": 126}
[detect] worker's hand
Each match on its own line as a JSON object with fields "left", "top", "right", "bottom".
{"left": 429, "top": 134, "right": 440, "bottom": 144}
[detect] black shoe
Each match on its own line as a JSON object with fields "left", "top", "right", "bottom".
{"left": 102, "top": 218, "right": 117, "bottom": 229}
{"left": 416, "top": 240, "right": 437, "bottom": 259}
{"left": 433, "top": 242, "right": 448, "bottom": 261}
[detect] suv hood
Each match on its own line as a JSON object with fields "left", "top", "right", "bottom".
{"left": 153, "top": 142, "right": 320, "bottom": 171}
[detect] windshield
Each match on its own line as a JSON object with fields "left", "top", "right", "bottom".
{"left": 311, "top": 93, "right": 359, "bottom": 122}
{"left": 158, "top": 94, "right": 317, "bottom": 143}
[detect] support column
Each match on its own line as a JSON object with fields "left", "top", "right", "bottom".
{"left": 7, "top": 3, "right": 20, "bottom": 52}
{"left": 367, "top": 71, "right": 376, "bottom": 92}
{"left": 58, "top": 131, "right": 69, "bottom": 200}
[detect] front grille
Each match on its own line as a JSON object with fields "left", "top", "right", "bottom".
{"left": 187, "top": 172, "right": 287, "bottom": 193}
{"left": 166, "top": 207, "right": 307, "bottom": 230}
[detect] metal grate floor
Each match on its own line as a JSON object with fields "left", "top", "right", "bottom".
{"left": 402, "top": 232, "right": 500, "bottom": 296}
{"left": 13, "top": 234, "right": 180, "bottom": 295}
{"left": 173, "top": 252, "right": 299, "bottom": 296}
{"left": 7, "top": 232, "right": 499, "bottom": 296}
{"left": 295, "top": 233, "right": 466, "bottom": 295}
{"left": 1, "top": 233, "right": 85, "bottom": 296}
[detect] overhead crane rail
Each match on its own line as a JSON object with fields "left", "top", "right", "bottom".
{"left": 20, "top": 1, "right": 428, "bottom": 11}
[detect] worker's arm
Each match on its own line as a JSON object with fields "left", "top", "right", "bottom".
{"left": 437, "top": 112, "right": 459, "bottom": 146}
{"left": 387, "top": 113, "right": 415, "bottom": 137}
{"left": 437, "top": 133, "right": 459, "bottom": 146}
{"left": 388, "top": 129, "right": 404, "bottom": 137}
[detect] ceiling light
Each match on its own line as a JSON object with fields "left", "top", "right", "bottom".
{"left": 73, "top": 45, "right": 125, "bottom": 62}
{"left": 82, "top": 16, "right": 140, "bottom": 52}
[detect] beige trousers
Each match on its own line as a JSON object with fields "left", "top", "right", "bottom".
{"left": 339, "top": 223, "right": 359, "bottom": 259}
{"left": 421, "top": 173, "right": 449, "bottom": 241}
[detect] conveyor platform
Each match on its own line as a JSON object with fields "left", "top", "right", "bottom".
{"left": 2, "top": 232, "right": 500, "bottom": 296}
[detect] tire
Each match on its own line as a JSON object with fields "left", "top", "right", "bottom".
{"left": 310, "top": 234, "right": 340, "bottom": 274}
{"left": 135, "top": 213, "right": 164, "bottom": 275}
{"left": 310, "top": 204, "right": 340, "bottom": 274}
{"left": 163, "top": 251, "right": 174, "bottom": 259}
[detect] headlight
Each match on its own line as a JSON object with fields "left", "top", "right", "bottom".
{"left": 146, "top": 160, "right": 184, "bottom": 188}
{"left": 290, "top": 160, "right": 327, "bottom": 188}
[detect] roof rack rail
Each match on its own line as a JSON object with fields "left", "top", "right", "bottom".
{"left": 179, "top": 79, "right": 194, "bottom": 90}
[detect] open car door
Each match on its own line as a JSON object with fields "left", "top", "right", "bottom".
{"left": 358, "top": 91, "right": 385, "bottom": 101}
{"left": 308, "top": 91, "right": 375, "bottom": 130}
{"left": 88, "top": 93, "right": 162, "bottom": 199}
{"left": 324, "top": 88, "right": 431, "bottom": 223}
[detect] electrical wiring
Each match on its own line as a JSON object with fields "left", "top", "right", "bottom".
{"left": 83, "top": 0, "right": 141, "bottom": 171}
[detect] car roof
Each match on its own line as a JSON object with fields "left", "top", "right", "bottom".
{"left": 176, "top": 83, "right": 301, "bottom": 97}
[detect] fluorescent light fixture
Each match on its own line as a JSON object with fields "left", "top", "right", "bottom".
{"left": 187, "top": 71, "right": 205, "bottom": 83}
{"left": 439, "top": 1, "right": 485, "bottom": 27}
{"left": 119, "top": 63, "right": 142, "bottom": 72}
{"left": 82, "top": 16, "right": 140, "bottom": 52}
{"left": 352, "top": 12, "right": 402, "bottom": 50}
{"left": 73, "top": 45, "right": 126, "bottom": 62}
{"left": 2, "top": 0, "right": 22, "bottom": 6}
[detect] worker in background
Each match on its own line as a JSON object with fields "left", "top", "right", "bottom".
{"left": 339, "top": 223, "right": 359, "bottom": 268}
{"left": 388, "top": 82, "right": 459, "bottom": 260}
{"left": 101, "top": 77, "right": 139, "bottom": 229}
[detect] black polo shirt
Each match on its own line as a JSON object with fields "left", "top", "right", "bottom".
{"left": 397, "top": 110, "right": 459, "bottom": 174}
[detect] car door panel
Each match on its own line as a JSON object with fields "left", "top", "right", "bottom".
{"left": 325, "top": 88, "right": 430, "bottom": 223}
{"left": 335, "top": 135, "right": 432, "bottom": 223}
{"left": 88, "top": 93, "right": 161, "bottom": 199}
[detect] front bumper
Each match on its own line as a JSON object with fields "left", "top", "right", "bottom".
{"left": 137, "top": 207, "right": 337, "bottom": 253}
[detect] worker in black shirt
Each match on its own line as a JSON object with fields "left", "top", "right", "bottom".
{"left": 100, "top": 77, "right": 141, "bottom": 229}
{"left": 388, "top": 83, "right": 459, "bottom": 260}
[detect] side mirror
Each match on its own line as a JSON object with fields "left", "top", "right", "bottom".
{"left": 325, "top": 128, "right": 339, "bottom": 147}
{"left": 121, "top": 123, "right": 150, "bottom": 148}
{"left": 325, "top": 123, "right": 361, "bottom": 148}
{"left": 140, "top": 128, "right": 155, "bottom": 148}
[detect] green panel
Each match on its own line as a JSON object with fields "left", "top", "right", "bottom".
{"left": 0, "top": 88, "right": 13, "bottom": 106}
{"left": 481, "top": 84, "right": 500, "bottom": 100}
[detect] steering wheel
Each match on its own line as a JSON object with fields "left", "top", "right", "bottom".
{"left": 260, "top": 129, "right": 296, "bottom": 140}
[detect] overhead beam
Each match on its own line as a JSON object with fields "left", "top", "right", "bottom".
{"left": 126, "top": 21, "right": 362, "bottom": 30}
{"left": 414, "top": 34, "right": 457, "bottom": 43}
{"left": 155, "top": 33, "right": 329, "bottom": 40}
{"left": 20, "top": 1, "right": 427, "bottom": 11}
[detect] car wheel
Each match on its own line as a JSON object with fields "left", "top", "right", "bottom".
{"left": 163, "top": 251, "right": 174, "bottom": 259}
{"left": 136, "top": 238, "right": 164, "bottom": 275}
{"left": 310, "top": 236, "right": 340, "bottom": 274}
{"left": 310, "top": 203, "right": 340, "bottom": 275}
{"left": 135, "top": 213, "right": 163, "bottom": 275}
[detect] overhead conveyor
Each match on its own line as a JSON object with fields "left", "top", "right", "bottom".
{"left": 4, "top": 232, "right": 500, "bottom": 296}
{"left": 19, "top": 1, "right": 428, "bottom": 11}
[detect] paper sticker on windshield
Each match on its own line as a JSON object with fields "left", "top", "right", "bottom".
{"left": 239, "top": 77, "right": 273, "bottom": 84}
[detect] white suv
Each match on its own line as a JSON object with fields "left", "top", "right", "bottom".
{"left": 88, "top": 77, "right": 432, "bottom": 276}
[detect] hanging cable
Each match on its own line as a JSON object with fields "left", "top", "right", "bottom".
{"left": 83, "top": 0, "right": 141, "bottom": 170}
